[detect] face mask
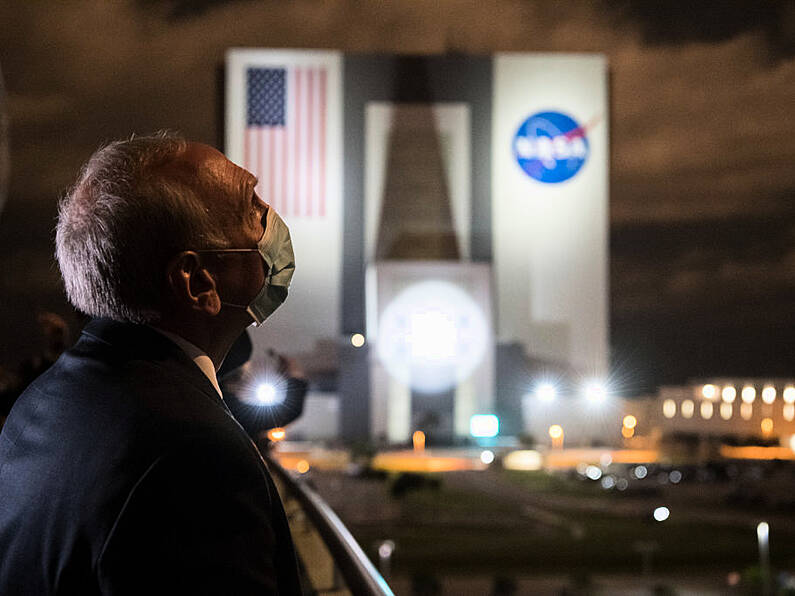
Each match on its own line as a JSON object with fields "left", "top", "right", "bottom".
{"left": 206, "top": 209, "right": 295, "bottom": 326}
{"left": 244, "top": 210, "right": 295, "bottom": 326}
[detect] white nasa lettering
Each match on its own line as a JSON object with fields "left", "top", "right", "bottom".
{"left": 536, "top": 137, "right": 555, "bottom": 168}
{"left": 516, "top": 132, "right": 588, "bottom": 168}
{"left": 571, "top": 137, "right": 587, "bottom": 158}
{"left": 552, "top": 136, "right": 570, "bottom": 160}
{"left": 515, "top": 136, "right": 534, "bottom": 159}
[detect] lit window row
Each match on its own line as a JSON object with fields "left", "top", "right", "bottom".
{"left": 700, "top": 383, "right": 795, "bottom": 404}
{"left": 663, "top": 399, "right": 795, "bottom": 422}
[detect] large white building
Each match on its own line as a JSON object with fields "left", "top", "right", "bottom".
{"left": 226, "top": 50, "right": 609, "bottom": 443}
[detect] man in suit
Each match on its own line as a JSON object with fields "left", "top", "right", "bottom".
{"left": 0, "top": 134, "right": 302, "bottom": 594}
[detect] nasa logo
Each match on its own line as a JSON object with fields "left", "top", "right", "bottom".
{"left": 513, "top": 111, "right": 589, "bottom": 183}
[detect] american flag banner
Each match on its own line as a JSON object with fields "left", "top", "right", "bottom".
{"left": 245, "top": 65, "right": 327, "bottom": 218}
{"left": 226, "top": 49, "right": 342, "bottom": 358}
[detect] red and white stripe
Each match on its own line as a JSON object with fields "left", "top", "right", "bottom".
{"left": 244, "top": 66, "right": 327, "bottom": 218}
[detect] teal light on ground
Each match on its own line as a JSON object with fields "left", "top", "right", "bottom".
{"left": 470, "top": 414, "right": 499, "bottom": 438}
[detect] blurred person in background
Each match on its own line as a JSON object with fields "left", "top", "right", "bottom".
{"left": 0, "top": 133, "right": 302, "bottom": 595}
{"left": 0, "top": 312, "right": 69, "bottom": 428}
{"left": 219, "top": 332, "right": 307, "bottom": 443}
{"left": 17, "top": 312, "right": 70, "bottom": 386}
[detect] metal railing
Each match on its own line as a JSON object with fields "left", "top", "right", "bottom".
{"left": 265, "top": 453, "right": 395, "bottom": 596}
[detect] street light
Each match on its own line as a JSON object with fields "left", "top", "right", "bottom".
{"left": 535, "top": 382, "right": 557, "bottom": 402}
{"left": 377, "top": 540, "right": 395, "bottom": 580}
{"left": 548, "top": 424, "right": 564, "bottom": 449}
{"left": 757, "top": 521, "right": 770, "bottom": 596}
{"left": 255, "top": 382, "right": 279, "bottom": 405}
{"left": 412, "top": 430, "right": 426, "bottom": 452}
{"left": 584, "top": 380, "right": 608, "bottom": 404}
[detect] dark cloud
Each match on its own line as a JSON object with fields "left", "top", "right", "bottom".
{"left": 609, "top": 0, "right": 795, "bottom": 57}
{"left": 611, "top": 35, "right": 795, "bottom": 224}
{"left": 612, "top": 212, "right": 794, "bottom": 315}
{"left": 611, "top": 212, "right": 794, "bottom": 388}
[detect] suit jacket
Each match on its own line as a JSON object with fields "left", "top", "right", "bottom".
{"left": 0, "top": 319, "right": 303, "bottom": 595}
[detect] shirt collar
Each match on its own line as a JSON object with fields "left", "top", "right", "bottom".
{"left": 150, "top": 327, "right": 223, "bottom": 398}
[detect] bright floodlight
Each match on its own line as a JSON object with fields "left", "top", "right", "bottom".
{"left": 535, "top": 382, "right": 557, "bottom": 402}
{"left": 623, "top": 415, "right": 637, "bottom": 429}
{"left": 784, "top": 404, "right": 795, "bottom": 422}
{"left": 789, "top": 435, "right": 795, "bottom": 451}
{"left": 480, "top": 450, "right": 495, "bottom": 465}
{"left": 783, "top": 386, "right": 795, "bottom": 404}
{"left": 721, "top": 385, "right": 736, "bottom": 403}
{"left": 653, "top": 506, "right": 670, "bottom": 522}
{"left": 757, "top": 521, "right": 769, "bottom": 543}
{"left": 377, "top": 280, "right": 488, "bottom": 393}
{"left": 701, "top": 384, "right": 717, "bottom": 399}
{"left": 409, "top": 310, "right": 457, "bottom": 361}
{"left": 256, "top": 382, "right": 279, "bottom": 405}
{"left": 741, "top": 386, "right": 756, "bottom": 403}
{"left": 584, "top": 380, "right": 608, "bottom": 403}
{"left": 351, "top": 333, "right": 366, "bottom": 348}
{"left": 548, "top": 424, "right": 564, "bottom": 440}
{"left": 470, "top": 414, "right": 499, "bottom": 438}
{"left": 762, "top": 385, "right": 777, "bottom": 404}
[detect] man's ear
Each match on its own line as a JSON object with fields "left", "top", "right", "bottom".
{"left": 165, "top": 251, "right": 221, "bottom": 316}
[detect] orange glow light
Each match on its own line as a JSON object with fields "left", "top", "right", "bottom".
{"left": 412, "top": 430, "right": 426, "bottom": 452}
{"left": 296, "top": 459, "right": 310, "bottom": 474}
{"left": 621, "top": 426, "right": 635, "bottom": 438}
{"left": 267, "top": 427, "right": 286, "bottom": 442}
{"left": 761, "top": 417, "right": 774, "bottom": 435}
{"left": 371, "top": 451, "right": 477, "bottom": 472}
{"left": 720, "top": 446, "right": 795, "bottom": 461}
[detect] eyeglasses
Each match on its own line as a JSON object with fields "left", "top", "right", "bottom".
{"left": 194, "top": 248, "right": 270, "bottom": 276}
{"left": 194, "top": 248, "right": 259, "bottom": 255}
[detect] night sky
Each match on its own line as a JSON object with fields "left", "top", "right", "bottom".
{"left": 0, "top": 1, "right": 792, "bottom": 393}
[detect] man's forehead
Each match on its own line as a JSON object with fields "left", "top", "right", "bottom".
{"left": 180, "top": 142, "right": 251, "bottom": 185}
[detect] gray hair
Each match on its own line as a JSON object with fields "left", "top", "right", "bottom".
{"left": 56, "top": 132, "right": 228, "bottom": 324}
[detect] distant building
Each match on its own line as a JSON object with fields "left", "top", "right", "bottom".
{"left": 226, "top": 50, "right": 609, "bottom": 443}
{"left": 522, "top": 378, "right": 795, "bottom": 454}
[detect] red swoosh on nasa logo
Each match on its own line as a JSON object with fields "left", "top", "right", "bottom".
{"left": 563, "top": 114, "right": 602, "bottom": 140}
